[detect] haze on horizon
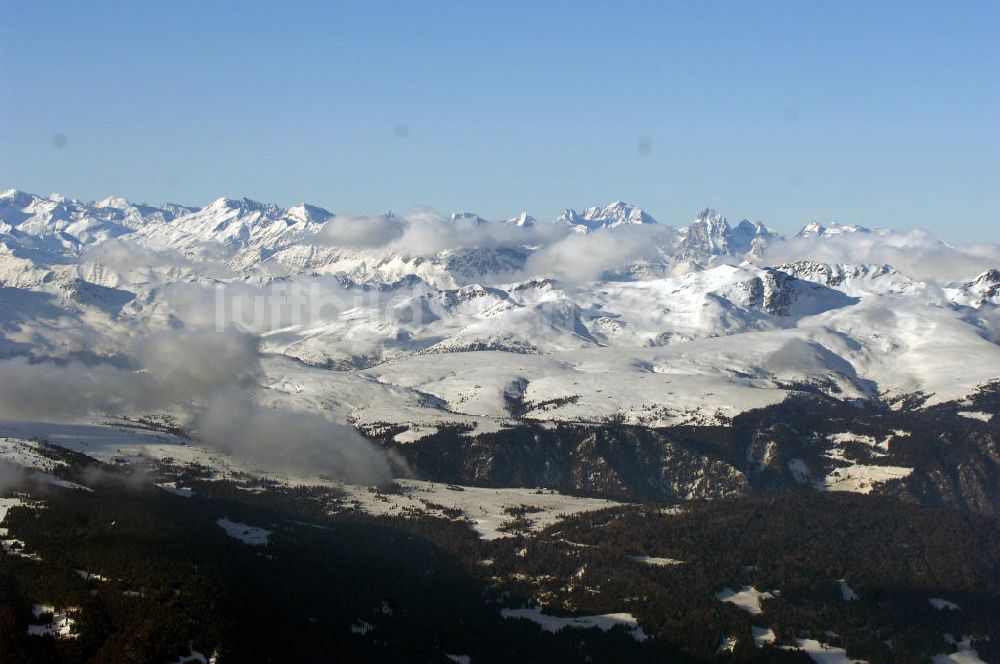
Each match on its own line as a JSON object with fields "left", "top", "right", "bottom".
{"left": 1, "top": 1, "right": 997, "bottom": 241}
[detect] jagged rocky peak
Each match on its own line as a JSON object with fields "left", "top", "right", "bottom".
{"left": 695, "top": 207, "right": 728, "bottom": 227}
{"left": 679, "top": 208, "right": 735, "bottom": 255}
{"left": 674, "top": 209, "right": 777, "bottom": 260}
{"left": 963, "top": 269, "right": 1000, "bottom": 302}
{"left": 505, "top": 212, "right": 535, "bottom": 227}
{"left": 731, "top": 268, "right": 798, "bottom": 316}
{"left": 966, "top": 268, "right": 1000, "bottom": 288}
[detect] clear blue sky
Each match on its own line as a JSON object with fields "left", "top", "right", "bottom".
{"left": 2, "top": 1, "right": 997, "bottom": 239}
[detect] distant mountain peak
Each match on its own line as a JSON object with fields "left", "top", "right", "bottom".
{"left": 734, "top": 218, "right": 771, "bottom": 232}
{"left": 965, "top": 268, "right": 1000, "bottom": 291}
{"left": 679, "top": 209, "right": 778, "bottom": 259}
{"left": 92, "top": 195, "right": 133, "bottom": 210}
{"left": 204, "top": 197, "right": 281, "bottom": 215}
{"left": 974, "top": 268, "right": 1000, "bottom": 283}
{"left": 0, "top": 188, "right": 37, "bottom": 207}
{"left": 680, "top": 209, "right": 731, "bottom": 255}
{"left": 798, "top": 221, "right": 825, "bottom": 237}
{"left": 505, "top": 212, "right": 535, "bottom": 227}
{"left": 286, "top": 203, "right": 334, "bottom": 224}
{"left": 584, "top": 201, "right": 656, "bottom": 225}
{"left": 559, "top": 201, "right": 656, "bottom": 231}
{"left": 796, "top": 221, "right": 871, "bottom": 239}
{"left": 695, "top": 207, "right": 726, "bottom": 223}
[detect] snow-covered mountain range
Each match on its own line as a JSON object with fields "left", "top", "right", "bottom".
{"left": 2, "top": 187, "right": 1000, "bottom": 441}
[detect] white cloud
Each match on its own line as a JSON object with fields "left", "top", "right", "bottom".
{"left": 524, "top": 225, "right": 674, "bottom": 284}
{"left": 312, "top": 214, "right": 406, "bottom": 249}
{"left": 764, "top": 230, "right": 1000, "bottom": 282}
{"left": 0, "top": 331, "right": 395, "bottom": 482}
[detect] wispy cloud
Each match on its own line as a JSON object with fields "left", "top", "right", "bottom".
{"left": 0, "top": 331, "right": 395, "bottom": 483}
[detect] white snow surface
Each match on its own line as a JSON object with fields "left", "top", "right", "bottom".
{"left": 27, "top": 604, "right": 77, "bottom": 639}
{"left": 753, "top": 626, "right": 777, "bottom": 647}
{"left": 500, "top": 606, "right": 647, "bottom": 640}
{"left": 0, "top": 496, "right": 24, "bottom": 531}
{"left": 816, "top": 463, "right": 913, "bottom": 494}
{"left": 933, "top": 636, "right": 987, "bottom": 664}
{"left": 784, "top": 638, "right": 868, "bottom": 663}
{"left": 215, "top": 518, "right": 271, "bottom": 546}
{"left": 0, "top": 495, "right": 43, "bottom": 560}
{"left": 632, "top": 555, "right": 684, "bottom": 567}
{"left": 158, "top": 482, "right": 194, "bottom": 497}
{"left": 838, "top": 579, "right": 859, "bottom": 601}
{"left": 335, "top": 479, "right": 618, "bottom": 540}
{"left": 715, "top": 586, "right": 776, "bottom": 616}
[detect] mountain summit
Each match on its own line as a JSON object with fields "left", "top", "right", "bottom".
{"left": 678, "top": 208, "right": 778, "bottom": 258}
{"left": 558, "top": 201, "right": 656, "bottom": 232}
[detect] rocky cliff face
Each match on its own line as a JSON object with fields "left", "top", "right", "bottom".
{"left": 394, "top": 424, "right": 750, "bottom": 502}
{"left": 389, "top": 387, "right": 1000, "bottom": 516}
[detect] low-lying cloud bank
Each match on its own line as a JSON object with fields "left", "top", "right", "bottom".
{"left": 0, "top": 331, "right": 397, "bottom": 484}
{"left": 765, "top": 231, "right": 1000, "bottom": 282}
{"left": 312, "top": 207, "right": 569, "bottom": 255}
{"left": 524, "top": 225, "right": 676, "bottom": 283}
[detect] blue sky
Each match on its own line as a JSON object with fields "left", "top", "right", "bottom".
{"left": 2, "top": 1, "right": 997, "bottom": 239}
